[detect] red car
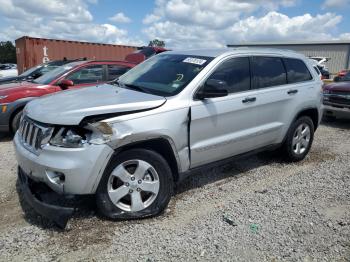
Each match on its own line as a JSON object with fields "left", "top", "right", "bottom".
{"left": 337, "top": 69, "right": 350, "bottom": 78}
{"left": 323, "top": 71, "right": 350, "bottom": 120}
{"left": 0, "top": 60, "right": 135, "bottom": 133}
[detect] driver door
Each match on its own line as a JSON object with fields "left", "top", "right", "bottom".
{"left": 190, "top": 56, "right": 259, "bottom": 168}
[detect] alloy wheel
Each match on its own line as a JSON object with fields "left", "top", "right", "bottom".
{"left": 292, "top": 123, "right": 311, "bottom": 155}
{"left": 107, "top": 159, "right": 160, "bottom": 212}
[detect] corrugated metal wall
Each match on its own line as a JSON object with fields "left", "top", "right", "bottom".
{"left": 15, "top": 36, "right": 138, "bottom": 74}
{"left": 228, "top": 43, "right": 350, "bottom": 74}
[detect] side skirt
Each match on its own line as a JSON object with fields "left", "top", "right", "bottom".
{"left": 177, "top": 143, "right": 282, "bottom": 183}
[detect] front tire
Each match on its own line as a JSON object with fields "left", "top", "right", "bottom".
{"left": 96, "top": 149, "right": 173, "bottom": 220}
{"left": 11, "top": 109, "right": 23, "bottom": 134}
{"left": 282, "top": 116, "right": 314, "bottom": 162}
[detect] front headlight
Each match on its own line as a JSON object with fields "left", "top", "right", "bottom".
{"left": 0, "top": 95, "right": 8, "bottom": 100}
{"left": 49, "top": 122, "right": 114, "bottom": 148}
{"left": 50, "top": 127, "right": 89, "bottom": 148}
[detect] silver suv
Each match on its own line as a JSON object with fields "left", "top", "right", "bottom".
{"left": 14, "top": 48, "right": 323, "bottom": 227}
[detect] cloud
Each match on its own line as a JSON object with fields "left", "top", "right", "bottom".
{"left": 109, "top": 12, "right": 132, "bottom": 23}
{"left": 143, "top": 0, "right": 349, "bottom": 48}
{"left": 322, "top": 0, "right": 350, "bottom": 9}
{"left": 0, "top": 0, "right": 143, "bottom": 46}
{"left": 143, "top": 14, "right": 161, "bottom": 24}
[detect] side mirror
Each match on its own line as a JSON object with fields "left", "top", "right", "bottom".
{"left": 333, "top": 76, "right": 341, "bottom": 82}
{"left": 195, "top": 79, "right": 228, "bottom": 100}
{"left": 58, "top": 79, "right": 74, "bottom": 90}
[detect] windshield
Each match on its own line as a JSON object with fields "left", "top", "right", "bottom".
{"left": 20, "top": 65, "right": 42, "bottom": 77}
{"left": 33, "top": 61, "right": 83, "bottom": 85}
{"left": 118, "top": 54, "right": 213, "bottom": 96}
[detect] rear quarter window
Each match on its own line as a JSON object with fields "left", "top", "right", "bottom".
{"left": 251, "top": 56, "right": 287, "bottom": 89}
{"left": 283, "top": 58, "right": 313, "bottom": 83}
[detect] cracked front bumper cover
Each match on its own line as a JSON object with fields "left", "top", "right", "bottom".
{"left": 18, "top": 167, "right": 74, "bottom": 229}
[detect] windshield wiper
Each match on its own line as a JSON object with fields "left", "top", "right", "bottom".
{"left": 112, "top": 79, "right": 150, "bottom": 94}
{"left": 123, "top": 84, "right": 150, "bottom": 94}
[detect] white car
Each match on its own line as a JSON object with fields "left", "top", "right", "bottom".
{"left": 309, "top": 57, "right": 330, "bottom": 71}
{"left": 0, "top": 64, "right": 18, "bottom": 78}
{"left": 14, "top": 48, "right": 323, "bottom": 228}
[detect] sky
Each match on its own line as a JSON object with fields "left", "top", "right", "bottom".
{"left": 0, "top": 0, "right": 349, "bottom": 48}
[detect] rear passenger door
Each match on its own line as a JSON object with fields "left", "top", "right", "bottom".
{"left": 190, "top": 57, "right": 259, "bottom": 167}
{"left": 249, "top": 56, "right": 313, "bottom": 147}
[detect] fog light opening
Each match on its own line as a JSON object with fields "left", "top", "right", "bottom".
{"left": 46, "top": 171, "right": 65, "bottom": 185}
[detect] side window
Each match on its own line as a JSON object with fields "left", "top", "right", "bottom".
{"left": 208, "top": 57, "right": 250, "bottom": 93}
{"left": 107, "top": 65, "right": 130, "bottom": 81}
{"left": 66, "top": 65, "right": 104, "bottom": 84}
{"left": 251, "top": 56, "right": 287, "bottom": 89}
{"left": 283, "top": 58, "right": 313, "bottom": 83}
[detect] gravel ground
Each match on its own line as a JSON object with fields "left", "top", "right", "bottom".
{"left": 0, "top": 120, "right": 349, "bottom": 261}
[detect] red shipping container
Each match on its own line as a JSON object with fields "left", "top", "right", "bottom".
{"left": 15, "top": 36, "right": 138, "bottom": 74}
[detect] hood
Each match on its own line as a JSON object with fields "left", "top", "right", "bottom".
{"left": 0, "top": 81, "right": 42, "bottom": 103}
{"left": 25, "top": 84, "right": 166, "bottom": 125}
{"left": 324, "top": 81, "right": 350, "bottom": 92}
{"left": 0, "top": 81, "right": 39, "bottom": 93}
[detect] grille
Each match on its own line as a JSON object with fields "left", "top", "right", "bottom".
{"left": 328, "top": 95, "right": 350, "bottom": 106}
{"left": 18, "top": 117, "right": 53, "bottom": 155}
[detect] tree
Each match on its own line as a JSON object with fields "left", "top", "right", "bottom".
{"left": 148, "top": 39, "right": 165, "bottom": 48}
{"left": 0, "top": 41, "right": 16, "bottom": 64}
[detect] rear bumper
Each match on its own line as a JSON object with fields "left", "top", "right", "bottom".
{"left": 18, "top": 167, "right": 74, "bottom": 228}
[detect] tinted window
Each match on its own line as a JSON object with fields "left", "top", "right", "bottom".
{"left": 67, "top": 65, "right": 104, "bottom": 84}
{"left": 251, "top": 57, "right": 287, "bottom": 89}
{"left": 283, "top": 58, "right": 312, "bottom": 83}
{"left": 107, "top": 65, "right": 130, "bottom": 81}
{"left": 208, "top": 57, "right": 250, "bottom": 93}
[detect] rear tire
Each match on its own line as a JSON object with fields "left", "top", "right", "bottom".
{"left": 282, "top": 116, "right": 314, "bottom": 162}
{"left": 96, "top": 149, "right": 173, "bottom": 220}
{"left": 11, "top": 109, "right": 23, "bottom": 134}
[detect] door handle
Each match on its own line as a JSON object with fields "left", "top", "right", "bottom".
{"left": 287, "top": 89, "right": 298, "bottom": 95}
{"left": 242, "top": 97, "right": 256, "bottom": 103}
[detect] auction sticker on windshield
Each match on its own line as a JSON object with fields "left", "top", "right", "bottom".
{"left": 183, "top": 57, "right": 207, "bottom": 65}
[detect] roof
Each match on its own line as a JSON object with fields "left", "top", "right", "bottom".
{"left": 228, "top": 40, "right": 350, "bottom": 47}
{"left": 166, "top": 47, "right": 304, "bottom": 58}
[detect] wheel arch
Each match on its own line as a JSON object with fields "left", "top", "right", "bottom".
{"left": 114, "top": 137, "right": 180, "bottom": 183}
{"left": 8, "top": 97, "right": 37, "bottom": 133}
{"left": 294, "top": 107, "right": 319, "bottom": 131}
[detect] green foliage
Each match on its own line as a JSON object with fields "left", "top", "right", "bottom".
{"left": 148, "top": 39, "right": 165, "bottom": 48}
{"left": 0, "top": 41, "right": 16, "bottom": 64}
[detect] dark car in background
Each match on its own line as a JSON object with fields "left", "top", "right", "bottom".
{"left": 323, "top": 71, "right": 350, "bottom": 120}
{"left": 0, "top": 60, "right": 135, "bottom": 133}
{"left": 125, "top": 46, "right": 168, "bottom": 64}
{"left": 0, "top": 59, "right": 79, "bottom": 85}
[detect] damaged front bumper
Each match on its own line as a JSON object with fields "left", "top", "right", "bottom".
{"left": 18, "top": 167, "right": 74, "bottom": 228}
